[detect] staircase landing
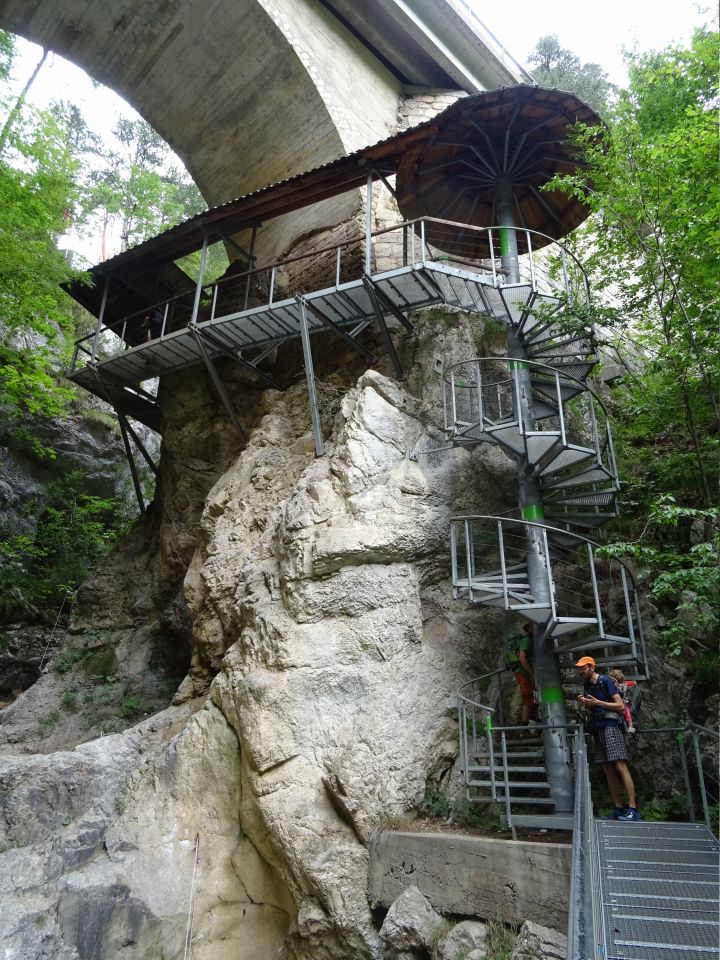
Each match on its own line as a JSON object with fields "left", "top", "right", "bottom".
{"left": 595, "top": 820, "right": 719, "bottom": 960}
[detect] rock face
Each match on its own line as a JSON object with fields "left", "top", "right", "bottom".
{"left": 0, "top": 311, "right": 518, "bottom": 958}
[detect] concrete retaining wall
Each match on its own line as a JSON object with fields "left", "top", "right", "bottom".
{"left": 368, "top": 830, "right": 571, "bottom": 931}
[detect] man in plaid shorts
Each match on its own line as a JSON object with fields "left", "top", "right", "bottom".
{"left": 576, "top": 656, "right": 641, "bottom": 821}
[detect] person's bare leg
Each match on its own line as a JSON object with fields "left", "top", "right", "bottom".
{"left": 614, "top": 760, "right": 636, "bottom": 809}
{"left": 602, "top": 763, "right": 624, "bottom": 808}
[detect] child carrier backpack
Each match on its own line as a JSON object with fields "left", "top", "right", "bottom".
{"left": 503, "top": 633, "right": 523, "bottom": 671}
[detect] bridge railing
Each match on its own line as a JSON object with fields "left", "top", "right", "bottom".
{"left": 69, "top": 218, "right": 590, "bottom": 373}
{"left": 636, "top": 724, "right": 719, "bottom": 834}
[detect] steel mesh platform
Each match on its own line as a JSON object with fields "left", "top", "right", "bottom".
{"left": 596, "top": 821, "right": 720, "bottom": 959}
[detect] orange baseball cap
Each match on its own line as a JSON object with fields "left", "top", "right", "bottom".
{"left": 575, "top": 656, "right": 596, "bottom": 667}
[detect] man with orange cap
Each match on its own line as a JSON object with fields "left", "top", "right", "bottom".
{"left": 576, "top": 656, "right": 641, "bottom": 821}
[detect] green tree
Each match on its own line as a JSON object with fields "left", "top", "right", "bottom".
{"left": 0, "top": 31, "right": 85, "bottom": 419}
{"left": 0, "top": 469, "right": 125, "bottom": 615}
{"left": 527, "top": 34, "right": 616, "bottom": 113}
{"left": 82, "top": 116, "right": 205, "bottom": 255}
{"left": 548, "top": 28, "right": 719, "bottom": 661}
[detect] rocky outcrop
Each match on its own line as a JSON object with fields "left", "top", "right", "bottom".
{"left": 0, "top": 311, "right": 520, "bottom": 958}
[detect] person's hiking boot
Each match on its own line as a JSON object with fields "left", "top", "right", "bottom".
{"left": 617, "top": 807, "right": 642, "bottom": 821}
{"left": 602, "top": 807, "right": 628, "bottom": 820}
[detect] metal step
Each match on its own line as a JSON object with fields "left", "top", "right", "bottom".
{"left": 543, "top": 464, "right": 616, "bottom": 489}
{"left": 467, "top": 764, "right": 548, "bottom": 774}
{"left": 502, "top": 812, "right": 574, "bottom": 830}
{"left": 468, "top": 780, "right": 552, "bottom": 790}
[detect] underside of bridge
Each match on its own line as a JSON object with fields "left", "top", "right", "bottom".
{"left": 0, "top": 0, "right": 529, "bottom": 214}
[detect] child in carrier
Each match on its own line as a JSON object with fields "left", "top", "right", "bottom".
{"left": 609, "top": 668, "right": 636, "bottom": 734}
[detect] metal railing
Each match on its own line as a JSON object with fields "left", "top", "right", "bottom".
{"left": 70, "top": 218, "right": 590, "bottom": 373}
{"left": 450, "top": 516, "right": 647, "bottom": 669}
{"left": 637, "top": 723, "right": 719, "bottom": 833}
{"left": 443, "top": 357, "right": 618, "bottom": 486}
{"left": 567, "top": 725, "right": 600, "bottom": 960}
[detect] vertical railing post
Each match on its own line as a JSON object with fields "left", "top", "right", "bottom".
{"left": 420, "top": 219, "right": 426, "bottom": 266}
{"left": 210, "top": 285, "right": 219, "bottom": 322}
{"left": 556, "top": 370, "right": 567, "bottom": 446}
{"left": 543, "top": 528, "right": 557, "bottom": 623}
{"left": 244, "top": 225, "right": 257, "bottom": 310}
{"left": 500, "top": 731, "right": 516, "bottom": 840}
{"left": 450, "top": 522, "right": 458, "bottom": 588}
{"left": 678, "top": 731, "right": 695, "bottom": 822}
{"left": 588, "top": 395, "right": 601, "bottom": 462}
{"left": 691, "top": 729, "right": 712, "bottom": 830}
{"left": 619, "top": 565, "right": 636, "bottom": 650}
{"left": 498, "top": 520, "right": 509, "bottom": 609}
{"left": 476, "top": 360, "right": 484, "bottom": 428}
{"left": 90, "top": 278, "right": 110, "bottom": 362}
{"left": 191, "top": 235, "right": 209, "bottom": 326}
{"left": 527, "top": 230, "right": 536, "bottom": 290}
{"left": 450, "top": 369, "right": 458, "bottom": 432}
{"left": 588, "top": 543, "right": 604, "bottom": 636}
{"left": 459, "top": 697, "right": 468, "bottom": 787}
{"left": 464, "top": 519, "right": 474, "bottom": 603}
{"left": 365, "top": 173, "right": 373, "bottom": 275}
{"left": 269, "top": 267, "right": 276, "bottom": 305}
{"left": 161, "top": 302, "right": 169, "bottom": 336}
{"left": 335, "top": 247, "right": 342, "bottom": 287}
{"left": 488, "top": 229, "right": 497, "bottom": 285}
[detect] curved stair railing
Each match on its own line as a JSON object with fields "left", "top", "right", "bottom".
{"left": 442, "top": 230, "right": 648, "bottom": 825}
{"left": 451, "top": 516, "right": 647, "bottom": 672}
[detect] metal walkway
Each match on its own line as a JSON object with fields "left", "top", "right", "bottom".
{"left": 594, "top": 821, "right": 719, "bottom": 960}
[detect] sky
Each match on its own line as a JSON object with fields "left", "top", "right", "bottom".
{"left": 471, "top": 0, "right": 714, "bottom": 84}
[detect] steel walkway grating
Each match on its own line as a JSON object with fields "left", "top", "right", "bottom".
{"left": 596, "top": 821, "right": 720, "bottom": 960}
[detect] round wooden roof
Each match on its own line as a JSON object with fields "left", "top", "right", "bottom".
{"left": 396, "top": 84, "right": 601, "bottom": 256}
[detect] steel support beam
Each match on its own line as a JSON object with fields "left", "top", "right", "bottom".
{"left": 118, "top": 413, "right": 159, "bottom": 478}
{"left": 189, "top": 323, "right": 247, "bottom": 441}
{"left": 297, "top": 298, "right": 324, "bottom": 457}
{"left": 498, "top": 174, "right": 572, "bottom": 813}
{"left": 197, "top": 326, "right": 281, "bottom": 389}
{"left": 303, "top": 299, "right": 375, "bottom": 362}
{"left": 362, "top": 277, "right": 404, "bottom": 380}
{"left": 367, "top": 277, "right": 415, "bottom": 333}
{"left": 118, "top": 415, "right": 145, "bottom": 514}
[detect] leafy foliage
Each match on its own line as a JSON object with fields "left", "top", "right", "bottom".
{"left": 0, "top": 32, "right": 86, "bottom": 417}
{"left": 526, "top": 34, "right": 616, "bottom": 113}
{"left": 546, "top": 29, "right": 719, "bottom": 668}
{"left": 0, "top": 470, "right": 125, "bottom": 614}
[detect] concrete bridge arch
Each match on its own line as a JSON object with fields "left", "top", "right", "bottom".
{"left": 0, "top": 0, "right": 405, "bottom": 209}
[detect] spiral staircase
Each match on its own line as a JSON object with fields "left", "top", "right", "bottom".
{"left": 441, "top": 236, "right": 648, "bottom": 830}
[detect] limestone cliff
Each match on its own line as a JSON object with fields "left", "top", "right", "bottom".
{"left": 0, "top": 311, "right": 520, "bottom": 959}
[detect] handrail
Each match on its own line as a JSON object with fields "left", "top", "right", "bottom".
{"left": 567, "top": 725, "right": 598, "bottom": 960}
{"left": 443, "top": 357, "right": 612, "bottom": 421}
{"left": 69, "top": 218, "right": 591, "bottom": 371}
{"left": 450, "top": 513, "right": 644, "bottom": 602}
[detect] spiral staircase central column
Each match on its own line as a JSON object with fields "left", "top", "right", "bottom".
{"left": 499, "top": 179, "right": 573, "bottom": 812}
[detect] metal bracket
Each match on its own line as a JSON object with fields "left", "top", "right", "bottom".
{"left": 189, "top": 323, "right": 247, "bottom": 441}
{"left": 296, "top": 297, "right": 324, "bottom": 457}
{"left": 362, "top": 276, "right": 404, "bottom": 380}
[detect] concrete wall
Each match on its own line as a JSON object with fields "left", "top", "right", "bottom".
{"left": 368, "top": 830, "right": 572, "bottom": 931}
